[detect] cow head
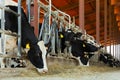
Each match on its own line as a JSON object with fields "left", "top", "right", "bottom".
{"left": 64, "top": 29, "right": 75, "bottom": 41}
{"left": 37, "top": 41, "right": 48, "bottom": 73}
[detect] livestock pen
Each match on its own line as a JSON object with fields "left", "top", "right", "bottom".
{"left": 0, "top": 0, "right": 120, "bottom": 80}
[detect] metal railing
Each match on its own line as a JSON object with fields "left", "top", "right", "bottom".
{"left": 0, "top": 0, "right": 21, "bottom": 57}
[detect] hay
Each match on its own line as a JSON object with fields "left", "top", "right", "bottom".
{"left": 0, "top": 57, "right": 120, "bottom": 80}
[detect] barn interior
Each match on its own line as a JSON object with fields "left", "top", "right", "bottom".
{"left": 0, "top": 0, "right": 120, "bottom": 80}
{"left": 14, "top": 0, "right": 120, "bottom": 60}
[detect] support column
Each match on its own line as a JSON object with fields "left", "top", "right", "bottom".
{"left": 104, "top": 0, "right": 107, "bottom": 50}
{"left": 109, "top": 0, "right": 112, "bottom": 54}
{"left": 79, "top": 0, "right": 85, "bottom": 33}
{"left": 96, "top": 0, "right": 100, "bottom": 43}
{"left": 108, "top": 0, "right": 112, "bottom": 54}
{"left": 30, "top": 0, "right": 39, "bottom": 37}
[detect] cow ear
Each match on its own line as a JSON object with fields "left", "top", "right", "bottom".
{"left": 60, "top": 34, "right": 64, "bottom": 38}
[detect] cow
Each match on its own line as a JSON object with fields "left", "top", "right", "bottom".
{"left": 59, "top": 29, "right": 100, "bottom": 65}
{"left": 99, "top": 53, "right": 120, "bottom": 67}
{"left": 0, "top": 1, "right": 48, "bottom": 73}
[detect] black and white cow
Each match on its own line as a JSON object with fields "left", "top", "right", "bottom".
{"left": 59, "top": 29, "right": 100, "bottom": 65}
{"left": 99, "top": 53, "right": 120, "bottom": 67}
{"left": 0, "top": 3, "right": 48, "bottom": 73}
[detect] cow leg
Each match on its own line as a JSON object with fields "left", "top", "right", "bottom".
{"left": 68, "top": 46, "right": 73, "bottom": 58}
{"left": 64, "top": 46, "right": 73, "bottom": 58}
{"left": 37, "top": 41, "right": 48, "bottom": 73}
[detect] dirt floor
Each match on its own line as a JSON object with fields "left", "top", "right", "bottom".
{"left": 0, "top": 58, "right": 120, "bottom": 80}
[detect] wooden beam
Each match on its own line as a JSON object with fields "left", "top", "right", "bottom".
{"left": 85, "top": 0, "right": 95, "bottom": 3}
{"left": 59, "top": 2, "right": 78, "bottom": 11}
{"left": 59, "top": 0, "right": 95, "bottom": 11}
{"left": 96, "top": 0, "right": 100, "bottom": 43}
{"left": 30, "top": 0, "right": 39, "bottom": 37}
{"left": 79, "top": 0, "right": 85, "bottom": 33}
{"left": 74, "top": 7, "right": 104, "bottom": 20}
{"left": 104, "top": 0, "right": 107, "bottom": 50}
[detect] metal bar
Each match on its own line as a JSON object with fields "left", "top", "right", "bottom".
{"left": 0, "top": 5, "right": 20, "bottom": 16}
{"left": 17, "top": 0, "right": 22, "bottom": 57}
{"left": 57, "top": 10, "right": 71, "bottom": 29}
{"left": 1, "top": 0, "right": 5, "bottom": 55}
{"left": 38, "top": 17, "right": 45, "bottom": 40}
{"left": 44, "top": 0, "right": 71, "bottom": 26}
{"left": 26, "top": 0, "right": 31, "bottom": 23}
{"left": 104, "top": 0, "right": 107, "bottom": 50}
{"left": 38, "top": 1, "right": 71, "bottom": 29}
{"left": 79, "top": 0, "right": 85, "bottom": 33}
{"left": 38, "top": 4, "right": 40, "bottom": 33}
{"left": 96, "top": 0, "right": 100, "bottom": 44}
{"left": 45, "top": 0, "right": 71, "bottom": 29}
{"left": 45, "top": 0, "right": 72, "bottom": 29}
{"left": 48, "top": 0, "right": 51, "bottom": 39}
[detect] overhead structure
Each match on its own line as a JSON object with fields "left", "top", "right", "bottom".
{"left": 12, "top": 0, "right": 120, "bottom": 60}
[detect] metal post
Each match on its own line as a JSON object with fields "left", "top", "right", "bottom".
{"left": 79, "top": 0, "right": 85, "bottom": 33}
{"left": 45, "top": 0, "right": 71, "bottom": 29}
{"left": 26, "top": 0, "right": 31, "bottom": 23}
{"left": 1, "top": 0, "right": 5, "bottom": 54}
{"left": 96, "top": 0, "right": 100, "bottom": 44}
{"left": 48, "top": 0, "right": 51, "bottom": 38}
{"left": 17, "top": 0, "right": 21, "bottom": 57}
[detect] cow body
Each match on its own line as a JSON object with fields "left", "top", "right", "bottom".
{"left": 0, "top": 5, "right": 48, "bottom": 73}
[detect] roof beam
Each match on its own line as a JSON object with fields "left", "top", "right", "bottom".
{"left": 74, "top": 7, "right": 104, "bottom": 20}
{"left": 59, "top": 2, "right": 78, "bottom": 11}
{"left": 59, "top": 0, "right": 95, "bottom": 11}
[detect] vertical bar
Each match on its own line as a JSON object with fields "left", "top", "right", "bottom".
{"left": 38, "top": 4, "right": 40, "bottom": 31}
{"left": 96, "top": 0, "right": 100, "bottom": 43}
{"left": 26, "top": 0, "right": 31, "bottom": 23}
{"left": 1, "top": 0, "right": 5, "bottom": 54}
{"left": 109, "top": 0, "right": 112, "bottom": 54}
{"left": 34, "top": 0, "right": 39, "bottom": 37}
{"left": 17, "top": 0, "right": 21, "bottom": 57}
{"left": 104, "top": 0, "right": 107, "bottom": 50}
{"left": 79, "top": 0, "right": 85, "bottom": 33}
{"left": 111, "top": 5, "right": 114, "bottom": 56}
{"left": 48, "top": 0, "right": 51, "bottom": 38}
